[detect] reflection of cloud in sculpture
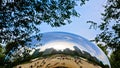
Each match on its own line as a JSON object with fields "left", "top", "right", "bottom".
{"left": 40, "top": 41, "right": 75, "bottom": 52}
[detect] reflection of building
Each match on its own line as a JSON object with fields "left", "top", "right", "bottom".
{"left": 73, "top": 46, "right": 83, "bottom": 56}
{"left": 42, "top": 48, "right": 57, "bottom": 55}
{"left": 32, "top": 49, "right": 40, "bottom": 56}
{"left": 63, "top": 48, "right": 73, "bottom": 55}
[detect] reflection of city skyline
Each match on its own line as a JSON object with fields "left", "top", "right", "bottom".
{"left": 37, "top": 45, "right": 101, "bottom": 65}
{"left": 4, "top": 32, "right": 110, "bottom": 68}
{"left": 19, "top": 44, "right": 104, "bottom": 67}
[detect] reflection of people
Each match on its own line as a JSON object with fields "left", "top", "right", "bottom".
{"left": 14, "top": 54, "right": 103, "bottom": 68}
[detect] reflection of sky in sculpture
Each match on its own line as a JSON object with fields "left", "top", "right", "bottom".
{"left": 40, "top": 41, "right": 75, "bottom": 51}
{"left": 27, "top": 32, "right": 110, "bottom": 65}
{"left": 4, "top": 32, "right": 110, "bottom": 67}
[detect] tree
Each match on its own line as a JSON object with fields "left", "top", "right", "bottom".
{"left": 0, "top": 44, "right": 5, "bottom": 66}
{"left": 94, "top": 0, "right": 120, "bottom": 68}
{"left": 110, "top": 50, "right": 120, "bottom": 68}
{"left": 5, "top": 41, "right": 19, "bottom": 54}
{"left": 0, "top": 0, "right": 88, "bottom": 44}
{"left": 97, "top": 43, "right": 108, "bottom": 55}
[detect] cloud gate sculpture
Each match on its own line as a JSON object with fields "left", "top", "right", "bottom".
{"left": 4, "top": 32, "right": 111, "bottom": 68}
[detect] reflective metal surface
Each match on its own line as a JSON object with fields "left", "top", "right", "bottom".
{"left": 4, "top": 32, "right": 111, "bottom": 68}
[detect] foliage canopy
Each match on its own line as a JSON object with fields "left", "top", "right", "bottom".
{"left": 0, "top": 0, "right": 87, "bottom": 43}
{"left": 95, "top": 0, "right": 120, "bottom": 68}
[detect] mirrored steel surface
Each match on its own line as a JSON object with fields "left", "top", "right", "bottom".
{"left": 4, "top": 32, "right": 111, "bottom": 68}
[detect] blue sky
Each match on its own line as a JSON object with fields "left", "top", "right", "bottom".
{"left": 40, "top": 0, "right": 107, "bottom": 40}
